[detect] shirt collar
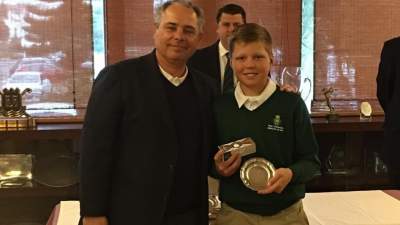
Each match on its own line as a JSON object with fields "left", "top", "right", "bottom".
{"left": 158, "top": 65, "right": 188, "bottom": 86}
{"left": 218, "top": 41, "right": 229, "bottom": 58}
{"left": 235, "top": 79, "right": 277, "bottom": 111}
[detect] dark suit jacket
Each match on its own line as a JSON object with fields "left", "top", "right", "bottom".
{"left": 79, "top": 51, "right": 217, "bottom": 225}
{"left": 377, "top": 37, "right": 400, "bottom": 168}
{"left": 377, "top": 37, "right": 400, "bottom": 130}
{"left": 189, "top": 41, "right": 222, "bottom": 92}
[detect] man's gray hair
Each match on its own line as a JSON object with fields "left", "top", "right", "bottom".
{"left": 154, "top": 0, "right": 204, "bottom": 33}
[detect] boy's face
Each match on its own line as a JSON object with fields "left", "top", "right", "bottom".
{"left": 231, "top": 41, "right": 272, "bottom": 95}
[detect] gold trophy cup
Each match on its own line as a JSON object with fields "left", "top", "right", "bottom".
{"left": 0, "top": 88, "right": 35, "bottom": 128}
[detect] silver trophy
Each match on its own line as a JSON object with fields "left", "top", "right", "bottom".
{"left": 219, "top": 137, "right": 256, "bottom": 161}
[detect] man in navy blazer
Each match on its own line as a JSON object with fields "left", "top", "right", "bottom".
{"left": 189, "top": 4, "right": 246, "bottom": 94}
{"left": 377, "top": 36, "right": 400, "bottom": 187}
{"left": 79, "top": 1, "right": 217, "bottom": 225}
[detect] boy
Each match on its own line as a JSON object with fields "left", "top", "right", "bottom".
{"left": 213, "top": 23, "right": 320, "bottom": 225}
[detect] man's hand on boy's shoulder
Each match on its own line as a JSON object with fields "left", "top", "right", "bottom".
{"left": 279, "top": 84, "right": 298, "bottom": 93}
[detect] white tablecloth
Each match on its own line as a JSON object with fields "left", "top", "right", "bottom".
{"left": 303, "top": 190, "right": 400, "bottom": 225}
{"left": 53, "top": 201, "right": 80, "bottom": 225}
{"left": 50, "top": 190, "right": 400, "bottom": 225}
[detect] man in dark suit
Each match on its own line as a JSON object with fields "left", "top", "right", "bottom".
{"left": 377, "top": 36, "right": 400, "bottom": 187}
{"left": 189, "top": 4, "right": 246, "bottom": 94}
{"left": 79, "top": 1, "right": 217, "bottom": 225}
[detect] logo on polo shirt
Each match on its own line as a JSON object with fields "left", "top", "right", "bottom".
{"left": 273, "top": 115, "right": 281, "bottom": 126}
{"left": 267, "top": 115, "right": 284, "bottom": 132}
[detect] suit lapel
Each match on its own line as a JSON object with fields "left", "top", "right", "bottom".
{"left": 211, "top": 41, "right": 222, "bottom": 89}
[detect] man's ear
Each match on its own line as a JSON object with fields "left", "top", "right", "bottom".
{"left": 153, "top": 23, "right": 159, "bottom": 40}
{"left": 153, "top": 23, "right": 158, "bottom": 32}
{"left": 193, "top": 32, "right": 204, "bottom": 50}
{"left": 197, "top": 31, "right": 204, "bottom": 41}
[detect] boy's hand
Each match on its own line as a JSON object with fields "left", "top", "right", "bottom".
{"left": 214, "top": 149, "right": 242, "bottom": 177}
{"left": 257, "top": 168, "right": 293, "bottom": 194}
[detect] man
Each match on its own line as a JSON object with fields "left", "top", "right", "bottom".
{"left": 189, "top": 4, "right": 246, "bottom": 94}
{"left": 377, "top": 36, "right": 400, "bottom": 187}
{"left": 79, "top": 1, "right": 217, "bottom": 225}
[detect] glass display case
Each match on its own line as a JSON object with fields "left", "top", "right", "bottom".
{"left": 307, "top": 115, "right": 393, "bottom": 192}
{"left": 0, "top": 123, "right": 82, "bottom": 225}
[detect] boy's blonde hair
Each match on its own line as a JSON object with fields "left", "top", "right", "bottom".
{"left": 229, "top": 23, "right": 273, "bottom": 62}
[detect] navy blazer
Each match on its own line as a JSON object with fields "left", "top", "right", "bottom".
{"left": 80, "top": 50, "right": 217, "bottom": 225}
{"left": 377, "top": 37, "right": 400, "bottom": 130}
{"left": 189, "top": 41, "right": 222, "bottom": 92}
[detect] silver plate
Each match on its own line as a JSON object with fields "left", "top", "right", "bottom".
{"left": 240, "top": 157, "right": 275, "bottom": 191}
{"left": 33, "top": 154, "right": 78, "bottom": 187}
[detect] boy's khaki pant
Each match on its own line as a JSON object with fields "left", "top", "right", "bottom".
{"left": 215, "top": 200, "right": 309, "bottom": 225}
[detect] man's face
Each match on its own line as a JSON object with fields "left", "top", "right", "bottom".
{"left": 216, "top": 13, "right": 244, "bottom": 49}
{"left": 154, "top": 4, "right": 202, "bottom": 66}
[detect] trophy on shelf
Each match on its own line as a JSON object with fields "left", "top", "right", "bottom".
{"left": 208, "top": 194, "right": 221, "bottom": 220}
{"left": 0, "top": 154, "right": 33, "bottom": 188}
{"left": 360, "top": 101, "right": 372, "bottom": 119}
{"left": 0, "top": 87, "right": 35, "bottom": 128}
{"left": 322, "top": 86, "right": 339, "bottom": 122}
{"left": 325, "top": 145, "right": 350, "bottom": 175}
{"left": 279, "top": 66, "right": 312, "bottom": 101}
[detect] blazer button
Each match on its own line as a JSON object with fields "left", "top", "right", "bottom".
{"left": 169, "top": 164, "right": 175, "bottom": 171}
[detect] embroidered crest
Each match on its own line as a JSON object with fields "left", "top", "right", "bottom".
{"left": 267, "top": 115, "right": 284, "bottom": 132}
{"left": 273, "top": 115, "right": 281, "bottom": 126}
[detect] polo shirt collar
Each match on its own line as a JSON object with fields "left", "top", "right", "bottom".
{"left": 235, "top": 79, "right": 277, "bottom": 111}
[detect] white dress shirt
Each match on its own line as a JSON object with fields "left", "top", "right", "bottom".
{"left": 218, "top": 42, "right": 237, "bottom": 89}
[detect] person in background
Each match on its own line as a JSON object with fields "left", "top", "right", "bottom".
{"left": 189, "top": 3, "right": 246, "bottom": 198}
{"left": 377, "top": 36, "right": 400, "bottom": 188}
{"left": 212, "top": 23, "right": 320, "bottom": 225}
{"left": 189, "top": 3, "right": 246, "bottom": 94}
{"left": 79, "top": 1, "right": 217, "bottom": 225}
{"left": 189, "top": 3, "right": 296, "bottom": 95}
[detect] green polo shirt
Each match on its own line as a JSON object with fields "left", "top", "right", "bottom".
{"left": 213, "top": 89, "right": 320, "bottom": 216}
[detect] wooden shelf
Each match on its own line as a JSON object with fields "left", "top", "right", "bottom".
{"left": 311, "top": 116, "right": 384, "bottom": 133}
{"left": 0, "top": 182, "right": 78, "bottom": 199}
{"left": 0, "top": 123, "right": 82, "bottom": 140}
{"left": 307, "top": 173, "right": 394, "bottom": 192}
{"left": 0, "top": 115, "right": 385, "bottom": 138}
